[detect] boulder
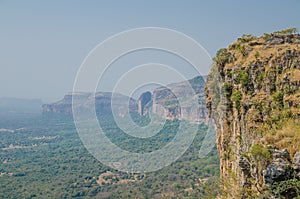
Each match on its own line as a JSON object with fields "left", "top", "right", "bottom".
{"left": 263, "top": 160, "right": 293, "bottom": 184}
{"left": 293, "top": 151, "right": 300, "bottom": 170}
{"left": 293, "top": 151, "right": 300, "bottom": 178}
{"left": 273, "top": 149, "right": 290, "bottom": 161}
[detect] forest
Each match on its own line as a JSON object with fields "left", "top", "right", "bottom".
{"left": 0, "top": 113, "right": 219, "bottom": 198}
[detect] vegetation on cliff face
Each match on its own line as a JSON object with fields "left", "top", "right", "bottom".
{"left": 206, "top": 28, "right": 300, "bottom": 198}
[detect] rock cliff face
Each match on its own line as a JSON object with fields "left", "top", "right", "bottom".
{"left": 206, "top": 31, "right": 300, "bottom": 198}
{"left": 152, "top": 76, "right": 207, "bottom": 123}
{"left": 42, "top": 92, "right": 138, "bottom": 115}
{"left": 138, "top": 91, "right": 152, "bottom": 116}
{"left": 45, "top": 76, "right": 208, "bottom": 123}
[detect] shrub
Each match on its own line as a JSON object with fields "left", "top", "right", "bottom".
{"left": 254, "top": 51, "right": 260, "bottom": 59}
{"left": 231, "top": 90, "right": 243, "bottom": 110}
{"left": 224, "top": 83, "right": 233, "bottom": 99}
{"left": 263, "top": 33, "right": 272, "bottom": 40}
{"left": 214, "top": 48, "right": 232, "bottom": 66}
{"left": 272, "top": 179, "right": 300, "bottom": 198}
{"left": 274, "top": 27, "right": 298, "bottom": 35}
{"left": 235, "top": 44, "right": 247, "bottom": 56}
{"left": 273, "top": 92, "right": 284, "bottom": 108}
{"left": 250, "top": 144, "right": 271, "bottom": 160}
{"left": 257, "top": 72, "right": 265, "bottom": 84}
{"left": 240, "top": 34, "right": 256, "bottom": 43}
{"left": 237, "top": 70, "right": 249, "bottom": 88}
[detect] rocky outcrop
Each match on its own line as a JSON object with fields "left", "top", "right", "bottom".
{"left": 263, "top": 148, "right": 293, "bottom": 185}
{"left": 293, "top": 151, "right": 300, "bottom": 177}
{"left": 206, "top": 32, "right": 300, "bottom": 198}
{"left": 151, "top": 76, "right": 207, "bottom": 123}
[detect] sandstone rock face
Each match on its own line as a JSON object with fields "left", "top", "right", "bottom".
{"left": 152, "top": 76, "right": 207, "bottom": 123}
{"left": 206, "top": 33, "right": 300, "bottom": 198}
{"left": 43, "top": 76, "right": 208, "bottom": 123}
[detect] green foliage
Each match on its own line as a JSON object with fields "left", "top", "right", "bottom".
{"left": 224, "top": 83, "right": 233, "bottom": 99}
{"left": 254, "top": 51, "right": 260, "bottom": 59}
{"left": 263, "top": 33, "right": 272, "bottom": 39}
{"left": 263, "top": 28, "right": 298, "bottom": 41}
{"left": 257, "top": 72, "right": 265, "bottom": 83}
{"left": 231, "top": 90, "right": 243, "bottom": 110}
{"left": 214, "top": 48, "right": 232, "bottom": 66}
{"left": 272, "top": 179, "right": 300, "bottom": 198}
{"left": 250, "top": 144, "right": 271, "bottom": 161}
{"left": 237, "top": 70, "right": 249, "bottom": 88}
{"left": 274, "top": 27, "right": 298, "bottom": 35}
{"left": 0, "top": 114, "right": 220, "bottom": 198}
{"left": 273, "top": 92, "right": 284, "bottom": 108}
{"left": 239, "top": 34, "right": 256, "bottom": 43}
{"left": 235, "top": 44, "right": 247, "bottom": 56}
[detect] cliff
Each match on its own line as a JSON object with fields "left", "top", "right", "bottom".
{"left": 136, "top": 76, "right": 207, "bottom": 123}
{"left": 206, "top": 30, "right": 300, "bottom": 198}
{"left": 44, "top": 76, "right": 208, "bottom": 123}
{"left": 42, "top": 92, "right": 138, "bottom": 116}
{"left": 138, "top": 91, "right": 152, "bottom": 116}
{"left": 152, "top": 76, "right": 207, "bottom": 123}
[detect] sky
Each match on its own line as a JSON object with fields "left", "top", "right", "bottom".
{"left": 1, "top": 0, "right": 300, "bottom": 102}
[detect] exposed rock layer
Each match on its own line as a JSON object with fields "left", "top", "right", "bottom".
{"left": 206, "top": 33, "right": 300, "bottom": 198}
{"left": 43, "top": 76, "right": 208, "bottom": 123}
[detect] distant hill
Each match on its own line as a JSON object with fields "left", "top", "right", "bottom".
{"left": 42, "top": 92, "right": 138, "bottom": 115}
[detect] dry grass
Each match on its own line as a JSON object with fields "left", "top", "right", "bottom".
{"left": 263, "top": 119, "right": 300, "bottom": 158}
{"left": 290, "top": 69, "right": 300, "bottom": 82}
{"left": 225, "top": 39, "right": 299, "bottom": 70}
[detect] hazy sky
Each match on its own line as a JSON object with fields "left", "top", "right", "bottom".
{"left": 1, "top": 0, "right": 300, "bottom": 102}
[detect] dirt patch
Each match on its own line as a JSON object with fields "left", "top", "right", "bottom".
{"left": 96, "top": 171, "right": 145, "bottom": 186}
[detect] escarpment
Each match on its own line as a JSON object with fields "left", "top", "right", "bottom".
{"left": 206, "top": 30, "right": 300, "bottom": 198}
{"left": 44, "top": 76, "right": 208, "bottom": 123}
{"left": 42, "top": 92, "right": 138, "bottom": 115}
{"left": 151, "top": 76, "right": 207, "bottom": 123}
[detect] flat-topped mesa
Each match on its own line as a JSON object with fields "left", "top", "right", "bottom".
{"left": 42, "top": 92, "right": 138, "bottom": 115}
{"left": 42, "top": 92, "right": 89, "bottom": 114}
{"left": 206, "top": 30, "right": 300, "bottom": 198}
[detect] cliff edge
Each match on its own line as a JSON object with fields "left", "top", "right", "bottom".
{"left": 206, "top": 29, "right": 300, "bottom": 198}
